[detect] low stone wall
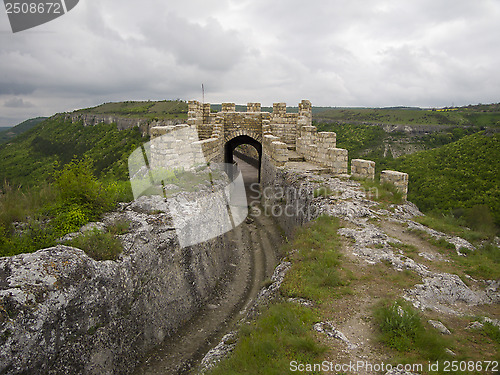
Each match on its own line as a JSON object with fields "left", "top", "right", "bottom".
{"left": 351, "top": 159, "right": 375, "bottom": 180}
{"left": 260, "top": 156, "right": 321, "bottom": 237}
{"left": 296, "top": 126, "right": 348, "bottom": 174}
{"left": 262, "top": 135, "right": 288, "bottom": 167}
{"left": 0, "top": 196, "right": 234, "bottom": 374}
{"left": 149, "top": 125, "right": 221, "bottom": 170}
{"left": 381, "top": 170, "right": 409, "bottom": 200}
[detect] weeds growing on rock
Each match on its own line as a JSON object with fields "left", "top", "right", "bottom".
{"left": 0, "top": 158, "right": 133, "bottom": 257}
{"left": 67, "top": 229, "right": 123, "bottom": 261}
{"left": 374, "top": 299, "right": 450, "bottom": 361}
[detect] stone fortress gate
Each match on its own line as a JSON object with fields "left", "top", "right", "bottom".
{"left": 149, "top": 100, "right": 408, "bottom": 197}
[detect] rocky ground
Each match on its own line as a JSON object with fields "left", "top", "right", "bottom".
{"left": 197, "top": 170, "right": 500, "bottom": 375}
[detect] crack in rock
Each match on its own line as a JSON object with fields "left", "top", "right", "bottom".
{"left": 313, "top": 321, "right": 358, "bottom": 350}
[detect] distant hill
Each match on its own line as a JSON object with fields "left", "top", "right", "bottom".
{"left": 0, "top": 115, "right": 147, "bottom": 187}
{"left": 390, "top": 131, "right": 500, "bottom": 225}
{"left": 74, "top": 100, "right": 188, "bottom": 120}
{"left": 0, "top": 117, "right": 48, "bottom": 144}
{"left": 314, "top": 103, "right": 500, "bottom": 127}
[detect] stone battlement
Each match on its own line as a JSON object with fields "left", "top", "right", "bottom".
{"left": 149, "top": 99, "right": 408, "bottom": 198}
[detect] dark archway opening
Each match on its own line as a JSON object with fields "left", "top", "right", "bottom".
{"left": 224, "top": 135, "right": 262, "bottom": 182}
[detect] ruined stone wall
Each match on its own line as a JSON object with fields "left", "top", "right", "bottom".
{"left": 351, "top": 159, "right": 375, "bottom": 180}
{"left": 187, "top": 100, "right": 312, "bottom": 147}
{"left": 380, "top": 170, "right": 409, "bottom": 200}
{"left": 262, "top": 134, "right": 288, "bottom": 167}
{"left": 270, "top": 103, "right": 299, "bottom": 145}
{"left": 149, "top": 125, "right": 221, "bottom": 171}
{"left": 296, "top": 126, "right": 348, "bottom": 174}
{"left": 260, "top": 157, "right": 320, "bottom": 237}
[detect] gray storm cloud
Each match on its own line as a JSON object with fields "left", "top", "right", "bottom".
{"left": 0, "top": 0, "right": 499, "bottom": 126}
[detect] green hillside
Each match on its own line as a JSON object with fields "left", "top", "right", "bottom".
{"left": 390, "top": 132, "right": 500, "bottom": 225}
{"left": 315, "top": 103, "right": 500, "bottom": 127}
{"left": 0, "top": 115, "right": 149, "bottom": 257}
{"left": 74, "top": 99, "right": 188, "bottom": 120}
{"left": 0, "top": 115, "right": 148, "bottom": 187}
{"left": 0, "top": 117, "right": 48, "bottom": 144}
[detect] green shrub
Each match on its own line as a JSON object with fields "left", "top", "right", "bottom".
{"left": 52, "top": 205, "right": 89, "bottom": 234}
{"left": 68, "top": 229, "right": 123, "bottom": 261}
{"left": 53, "top": 158, "right": 114, "bottom": 214}
{"left": 208, "top": 303, "right": 325, "bottom": 375}
{"left": 374, "top": 300, "right": 449, "bottom": 361}
{"left": 392, "top": 133, "right": 500, "bottom": 226}
{"left": 12, "top": 220, "right": 58, "bottom": 255}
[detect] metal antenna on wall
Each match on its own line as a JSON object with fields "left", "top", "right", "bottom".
{"left": 202, "top": 84, "right": 205, "bottom": 104}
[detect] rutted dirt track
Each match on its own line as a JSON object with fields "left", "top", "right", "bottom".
{"left": 133, "top": 158, "right": 282, "bottom": 374}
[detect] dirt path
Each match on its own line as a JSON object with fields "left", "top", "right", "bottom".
{"left": 132, "top": 158, "right": 282, "bottom": 375}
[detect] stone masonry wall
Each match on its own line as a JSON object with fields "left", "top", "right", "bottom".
{"left": 149, "top": 125, "right": 221, "bottom": 170}
{"left": 351, "top": 159, "right": 375, "bottom": 180}
{"left": 296, "top": 126, "right": 348, "bottom": 174}
{"left": 263, "top": 135, "right": 288, "bottom": 167}
{"left": 380, "top": 170, "right": 409, "bottom": 200}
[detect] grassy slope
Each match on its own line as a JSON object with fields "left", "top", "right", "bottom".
{"left": 74, "top": 99, "right": 188, "bottom": 120}
{"left": 0, "top": 117, "right": 48, "bottom": 144}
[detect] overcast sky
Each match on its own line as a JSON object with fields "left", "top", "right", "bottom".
{"left": 1, "top": 0, "right": 499, "bottom": 126}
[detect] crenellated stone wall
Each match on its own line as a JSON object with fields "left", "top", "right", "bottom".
{"left": 296, "top": 126, "right": 348, "bottom": 174}
{"left": 262, "top": 135, "right": 288, "bottom": 167}
{"left": 136, "top": 99, "right": 406, "bottom": 195}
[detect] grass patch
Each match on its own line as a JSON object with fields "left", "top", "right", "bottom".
{"left": 416, "top": 212, "right": 496, "bottom": 244}
{"left": 374, "top": 299, "right": 451, "bottom": 362}
{"left": 388, "top": 241, "right": 419, "bottom": 254}
{"left": 482, "top": 321, "right": 500, "bottom": 345}
{"left": 408, "top": 222, "right": 500, "bottom": 280}
{"left": 454, "top": 243, "right": 500, "bottom": 280}
{"left": 67, "top": 229, "right": 123, "bottom": 261}
{"left": 207, "top": 302, "right": 325, "bottom": 375}
{"left": 280, "top": 216, "right": 350, "bottom": 302}
{"left": 357, "top": 178, "right": 404, "bottom": 206}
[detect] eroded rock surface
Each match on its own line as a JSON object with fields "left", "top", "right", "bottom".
{"left": 0, "top": 195, "right": 233, "bottom": 374}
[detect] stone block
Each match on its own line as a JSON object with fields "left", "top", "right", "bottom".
{"left": 351, "top": 159, "right": 375, "bottom": 180}
{"left": 247, "top": 103, "right": 261, "bottom": 112}
{"left": 273, "top": 102, "right": 287, "bottom": 116}
{"left": 380, "top": 170, "right": 408, "bottom": 200}
{"left": 221, "top": 103, "right": 236, "bottom": 112}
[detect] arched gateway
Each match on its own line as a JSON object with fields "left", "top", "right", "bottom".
{"left": 149, "top": 99, "right": 356, "bottom": 183}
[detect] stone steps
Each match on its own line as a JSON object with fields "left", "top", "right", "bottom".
{"left": 287, "top": 149, "right": 305, "bottom": 162}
